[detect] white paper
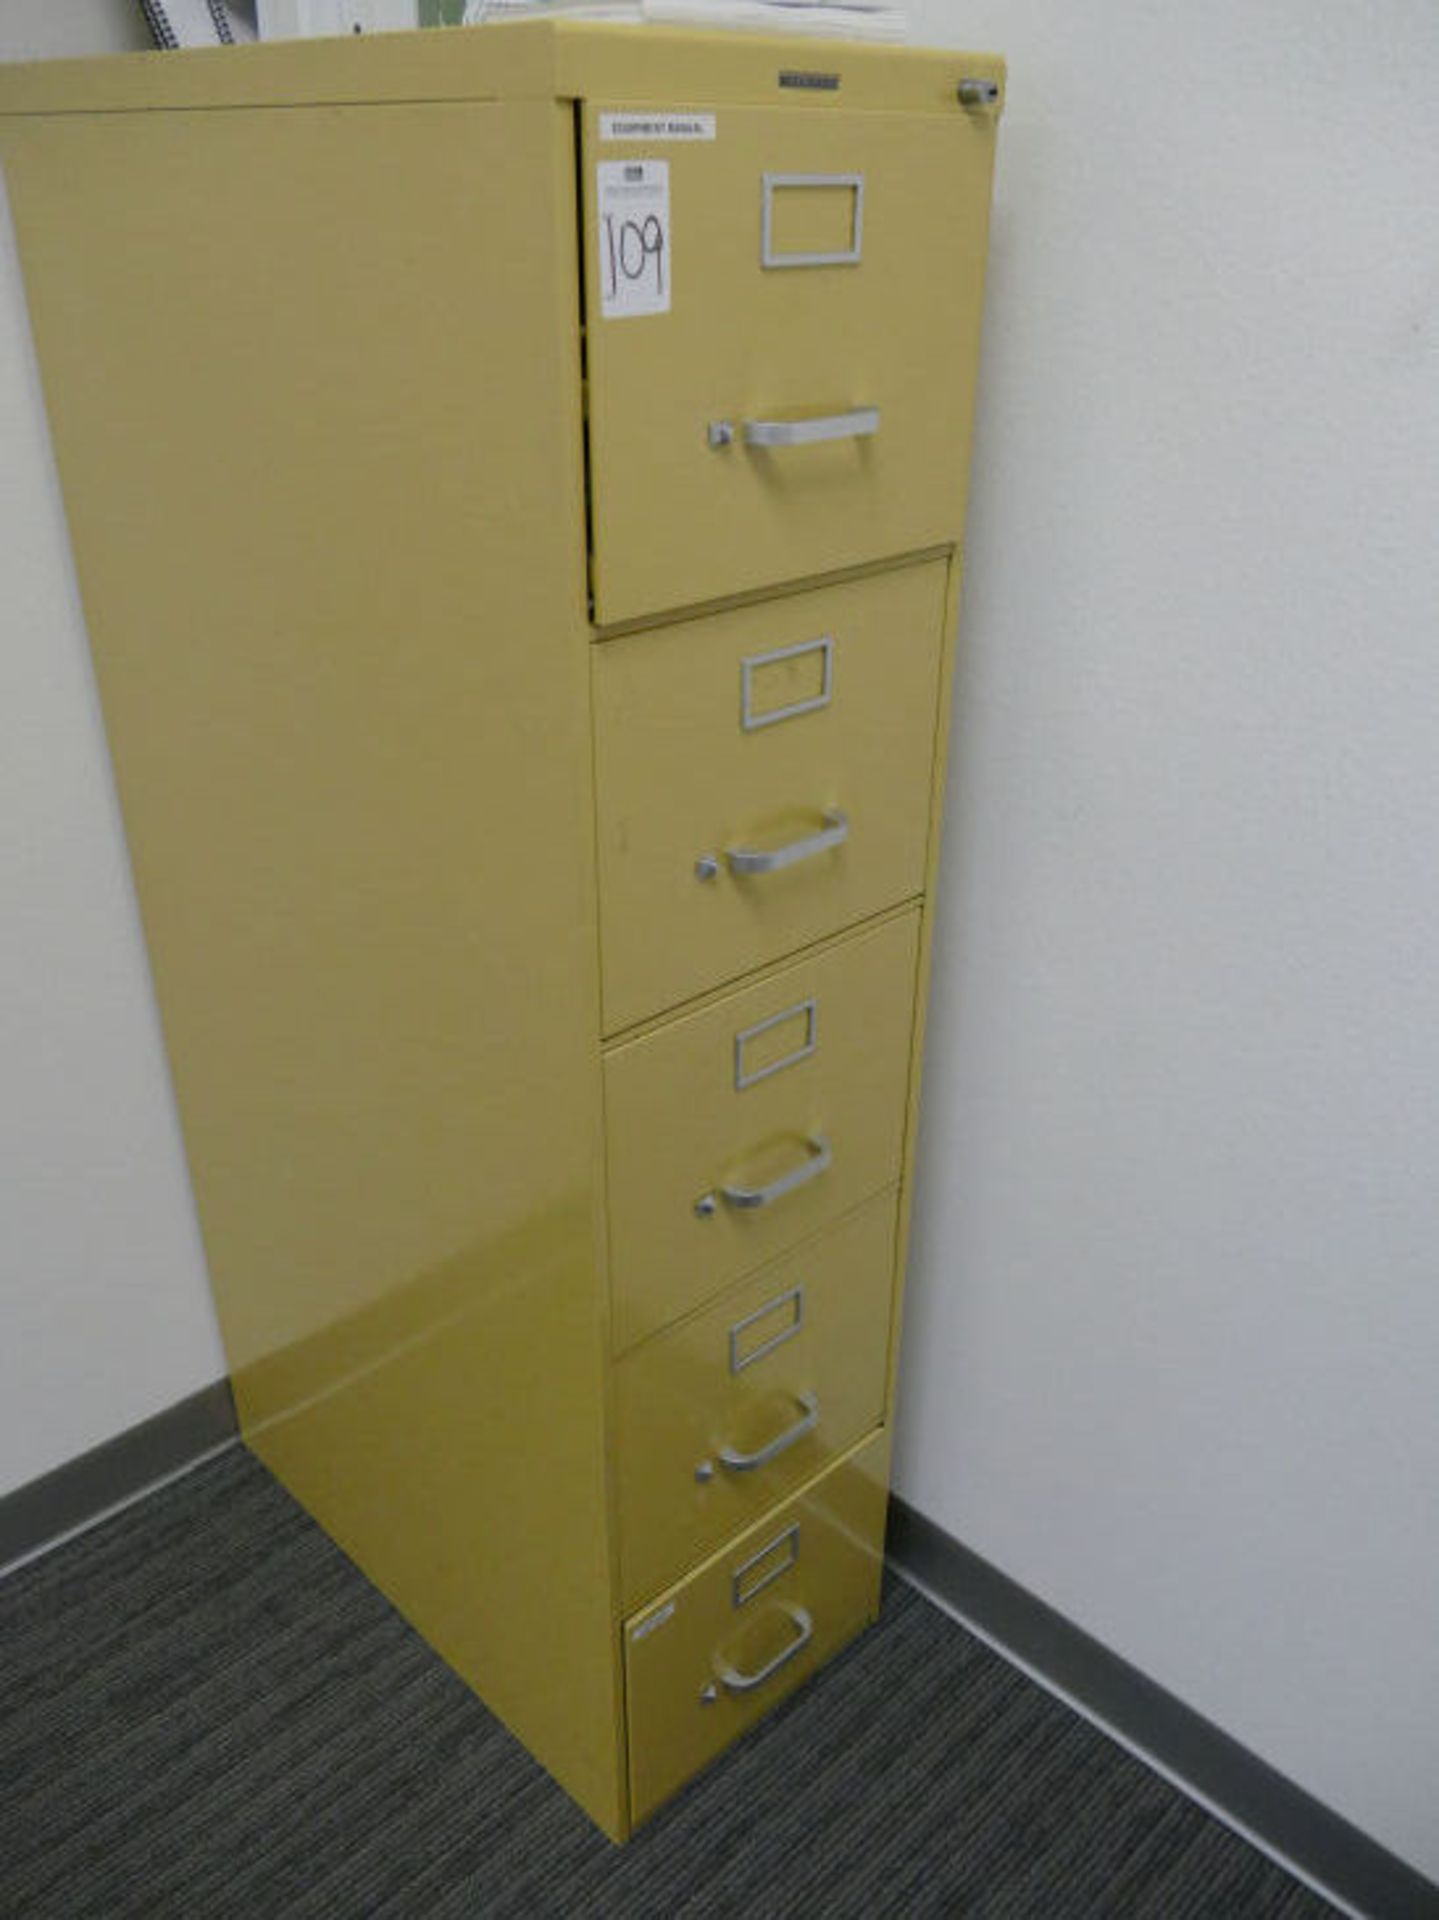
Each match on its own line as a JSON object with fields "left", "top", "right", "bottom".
{"left": 596, "top": 161, "right": 671, "bottom": 319}
{"left": 599, "top": 111, "right": 716, "bottom": 142}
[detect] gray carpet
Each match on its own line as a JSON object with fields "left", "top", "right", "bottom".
{"left": 1, "top": 1447, "right": 1335, "bottom": 1919}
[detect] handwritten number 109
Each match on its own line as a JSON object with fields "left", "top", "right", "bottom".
{"left": 603, "top": 214, "right": 666, "bottom": 302}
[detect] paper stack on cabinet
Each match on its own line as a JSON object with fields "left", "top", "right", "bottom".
{"left": 469, "top": 0, "right": 906, "bottom": 44}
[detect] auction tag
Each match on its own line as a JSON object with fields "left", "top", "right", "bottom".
{"left": 596, "top": 160, "right": 670, "bottom": 319}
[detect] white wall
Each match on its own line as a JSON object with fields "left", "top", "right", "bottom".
{"left": 898, "top": 0, "right": 1439, "bottom": 1884}
{"left": 0, "top": 10, "right": 226, "bottom": 1499}
{"left": 0, "top": 2, "right": 149, "bottom": 62}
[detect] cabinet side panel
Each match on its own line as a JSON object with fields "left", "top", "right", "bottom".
{"left": 1, "top": 101, "right": 622, "bottom": 1832}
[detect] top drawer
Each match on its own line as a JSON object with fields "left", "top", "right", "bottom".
{"left": 582, "top": 101, "right": 997, "bottom": 623}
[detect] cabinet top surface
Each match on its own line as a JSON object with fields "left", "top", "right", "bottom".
{"left": 0, "top": 21, "right": 1003, "bottom": 120}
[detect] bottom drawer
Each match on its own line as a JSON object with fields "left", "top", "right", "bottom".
{"left": 623, "top": 1428, "right": 890, "bottom": 1826}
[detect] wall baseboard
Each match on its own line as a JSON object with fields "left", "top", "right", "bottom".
{"left": 0, "top": 1379, "right": 238, "bottom": 1577}
{"left": 886, "top": 1498, "right": 1437, "bottom": 1920}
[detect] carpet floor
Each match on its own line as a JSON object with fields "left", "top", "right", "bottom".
{"left": 1, "top": 1446, "right": 1336, "bottom": 1918}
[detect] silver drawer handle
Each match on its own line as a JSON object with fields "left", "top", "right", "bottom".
{"left": 718, "top": 1391, "right": 820, "bottom": 1473}
{"left": 719, "top": 1133, "right": 831, "bottom": 1211}
{"left": 725, "top": 808, "right": 848, "bottom": 878}
{"left": 742, "top": 408, "right": 879, "bottom": 449}
{"left": 713, "top": 1603, "right": 814, "bottom": 1694}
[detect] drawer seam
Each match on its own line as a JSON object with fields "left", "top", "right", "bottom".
{"left": 610, "top": 1179, "right": 900, "bottom": 1363}
{"left": 601, "top": 894, "right": 923, "bottom": 1052}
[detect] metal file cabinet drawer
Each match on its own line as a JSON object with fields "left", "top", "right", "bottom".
{"left": 593, "top": 560, "right": 945, "bottom": 1035}
{"left": 624, "top": 1428, "right": 889, "bottom": 1825}
{"left": 615, "top": 1187, "right": 898, "bottom": 1609}
{"left": 581, "top": 97, "right": 1000, "bottom": 624}
{"left": 604, "top": 910, "right": 919, "bottom": 1352}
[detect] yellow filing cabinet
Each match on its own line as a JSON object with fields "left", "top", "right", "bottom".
{"left": 0, "top": 23, "right": 1002, "bottom": 1839}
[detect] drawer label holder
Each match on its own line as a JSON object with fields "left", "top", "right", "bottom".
{"left": 729, "top": 1285, "right": 805, "bottom": 1374}
{"left": 734, "top": 996, "right": 818, "bottom": 1090}
{"left": 762, "top": 173, "right": 864, "bottom": 270}
{"left": 741, "top": 634, "right": 835, "bottom": 732}
{"left": 732, "top": 1524, "right": 801, "bottom": 1609}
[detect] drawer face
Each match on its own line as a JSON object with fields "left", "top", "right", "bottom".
{"left": 624, "top": 1429, "right": 889, "bottom": 1825}
{"left": 615, "top": 1187, "right": 897, "bottom": 1608}
{"left": 594, "top": 561, "right": 946, "bottom": 1034}
{"left": 582, "top": 103, "right": 997, "bottom": 623}
{"left": 605, "top": 910, "right": 919, "bottom": 1351}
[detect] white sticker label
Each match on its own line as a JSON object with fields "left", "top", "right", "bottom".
{"left": 630, "top": 1601, "right": 676, "bottom": 1641}
{"left": 597, "top": 160, "right": 670, "bottom": 319}
{"left": 599, "top": 112, "right": 716, "bottom": 142}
